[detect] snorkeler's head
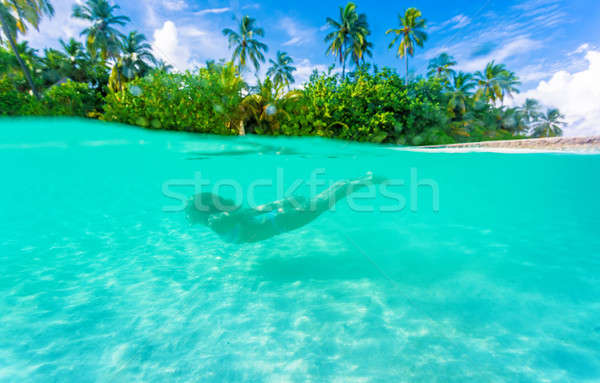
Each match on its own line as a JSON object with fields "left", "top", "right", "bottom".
{"left": 185, "top": 192, "right": 238, "bottom": 225}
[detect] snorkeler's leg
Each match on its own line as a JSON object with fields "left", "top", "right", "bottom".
{"left": 214, "top": 172, "right": 381, "bottom": 224}
{"left": 311, "top": 172, "right": 382, "bottom": 210}
{"left": 239, "top": 172, "right": 382, "bottom": 217}
{"left": 268, "top": 172, "right": 384, "bottom": 230}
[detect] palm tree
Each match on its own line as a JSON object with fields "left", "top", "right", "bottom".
{"left": 109, "top": 31, "right": 157, "bottom": 90}
{"left": 498, "top": 70, "right": 521, "bottom": 103}
{"left": 447, "top": 72, "right": 475, "bottom": 117}
{"left": 521, "top": 98, "right": 542, "bottom": 126}
{"left": 60, "top": 38, "right": 87, "bottom": 70}
{"left": 427, "top": 53, "right": 456, "bottom": 82}
{"left": 241, "top": 76, "right": 302, "bottom": 134}
{"left": 155, "top": 59, "right": 173, "bottom": 73}
{"left": 202, "top": 61, "right": 247, "bottom": 134}
{"left": 41, "top": 38, "right": 89, "bottom": 84}
{"left": 1, "top": 41, "right": 44, "bottom": 89}
{"left": 41, "top": 48, "right": 68, "bottom": 85}
{"left": 349, "top": 33, "right": 373, "bottom": 68}
{"left": 119, "top": 31, "right": 156, "bottom": 79}
{"left": 72, "top": 0, "right": 130, "bottom": 61}
{"left": 222, "top": 16, "right": 268, "bottom": 73}
{"left": 347, "top": 12, "right": 371, "bottom": 69}
{"left": 59, "top": 38, "right": 104, "bottom": 84}
{"left": 109, "top": 32, "right": 155, "bottom": 91}
{"left": 463, "top": 99, "right": 498, "bottom": 137}
{"left": 324, "top": 2, "right": 369, "bottom": 78}
{"left": 498, "top": 107, "right": 528, "bottom": 135}
{"left": 386, "top": 8, "right": 427, "bottom": 79}
{"left": 474, "top": 61, "right": 506, "bottom": 104}
{"left": 267, "top": 51, "right": 296, "bottom": 89}
{"left": 75, "top": 42, "right": 108, "bottom": 88}
{"left": 474, "top": 61, "right": 521, "bottom": 105}
{"left": 12, "top": 41, "right": 42, "bottom": 70}
{"left": 0, "top": 0, "right": 54, "bottom": 98}
{"left": 532, "top": 108, "right": 565, "bottom": 137}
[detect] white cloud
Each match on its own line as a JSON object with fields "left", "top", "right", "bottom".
{"left": 459, "top": 37, "right": 542, "bottom": 72}
{"left": 283, "top": 37, "right": 302, "bottom": 47}
{"left": 152, "top": 21, "right": 192, "bottom": 70}
{"left": 24, "top": 0, "right": 89, "bottom": 50}
{"left": 241, "top": 3, "right": 260, "bottom": 10}
{"left": 151, "top": 19, "right": 230, "bottom": 71}
{"left": 449, "top": 14, "right": 471, "bottom": 30}
{"left": 514, "top": 49, "right": 600, "bottom": 137}
{"left": 179, "top": 27, "right": 207, "bottom": 37}
{"left": 245, "top": 57, "right": 334, "bottom": 88}
{"left": 429, "top": 14, "right": 471, "bottom": 33}
{"left": 512, "top": 0, "right": 560, "bottom": 12}
{"left": 279, "top": 17, "right": 317, "bottom": 47}
{"left": 162, "top": 0, "right": 187, "bottom": 11}
{"left": 425, "top": 0, "right": 568, "bottom": 84}
{"left": 145, "top": 2, "right": 161, "bottom": 29}
{"left": 195, "top": 7, "right": 231, "bottom": 16}
{"left": 570, "top": 43, "right": 591, "bottom": 56}
{"left": 292, "top": 58, "right": 339, "bottom": 87}
{"left": 427, "top": 35, "right": 543, "bottom": 73}
{"left": 516, "top": 63, "right": 556, "bottom": 83}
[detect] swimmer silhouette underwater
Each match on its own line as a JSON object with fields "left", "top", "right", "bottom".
{"left": 186, "top": 172, "right": 386, "bottom": 243}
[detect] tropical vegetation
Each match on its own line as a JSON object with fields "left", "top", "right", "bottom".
{"left": 386, "top": 8, "right": 428, "bottom": 78}
{"left": 223, "top": 15, "right": 268, "bottom": 73}
{"left": 0, "top": 0, "right": 54, "bottom": 98}
{"left": 267, "top": 51, "right": 296, "bottom": 89}
{"left": 324, "top": 2, "right": 370, "bottom": 78}
{"left": 0, "top": 0, "right": 566, "bottom": 144}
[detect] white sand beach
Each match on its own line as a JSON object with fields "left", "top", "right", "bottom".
{"left": 411, "top": 136, "right": 600, "bottom": 153}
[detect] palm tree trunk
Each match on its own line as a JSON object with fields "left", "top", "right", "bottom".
{"left": 342, "top": 57, "right": 346, "bottom": 79}
{"left": 405, "top": 55, "right": 409, "bottom": 80}
{"left": 238, "top": 119, "right": 245, "bottom": 136}
{"left": 0, "top": 15, "right": 40, "bottom": 99}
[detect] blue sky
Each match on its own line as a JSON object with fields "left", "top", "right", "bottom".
{"left": 25, "top": 0, "right": 600, "bottom": 135}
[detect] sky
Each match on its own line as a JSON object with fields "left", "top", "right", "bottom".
{"left": 23, "top": 0, "right": 600, "bottom": 136}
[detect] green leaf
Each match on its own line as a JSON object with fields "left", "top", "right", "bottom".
{"left": 372, "top": 131, "right": 388, "bottom": 143}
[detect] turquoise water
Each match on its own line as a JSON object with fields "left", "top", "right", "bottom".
{"left": 1, "top": 118, "right": 600, "bottom": 382}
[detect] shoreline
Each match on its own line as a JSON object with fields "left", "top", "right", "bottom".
{"left": 416, "top": 136, "right": 600, "bottom": 153}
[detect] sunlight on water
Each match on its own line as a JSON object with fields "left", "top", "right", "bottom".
{"left": 1, "top": 118, "right": 599, "bottom": 382}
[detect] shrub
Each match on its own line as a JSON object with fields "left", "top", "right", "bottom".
{"left": 240, "top": 77, "right": 303, "bottom": 135}
{"left": 275, "top": 68, "right": 451, "bottom": 145}
{"left": 0, "top": 78, "right": 100, "bottom": 117}
{"left": 43, "top": 80, "right": 102, "bottom": 117}
{"left": 102, "top": 62, "right": 244, "bottom": 135}
{"left": 0, "top": 76, "right": 45, "bottom": 116}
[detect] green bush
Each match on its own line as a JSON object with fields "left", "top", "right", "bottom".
{"left": 43, "top": 80, "right": 102, "bottom": 117}
{"left": 102, "top": 62, "right": 244, "bottom": 135}
{"left": 239, "top": 77, "right": 303, "bottom": 135}
{"left": 274, "top": 68, "right": 451, "bottom": 145}
{"left": 0, "top": 76, "right": 45, "bottom": 116}
{"left": 0, "top": 77, "right": 101, "bottom": 117}
{"left": 1, "top": 58, "right": 544, "bottom": 146}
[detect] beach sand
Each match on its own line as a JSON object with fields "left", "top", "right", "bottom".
{"left": 416, "top": 136, "right": 600, "bottom": 153}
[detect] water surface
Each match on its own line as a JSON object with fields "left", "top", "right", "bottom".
{"left": 1, "top": 118, "right": 599, "bottom": 382}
